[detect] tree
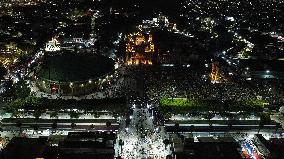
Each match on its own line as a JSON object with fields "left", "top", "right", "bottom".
{"left": 71, "top": 123, "right": 76, "bottom": 129}
{"left": 275, "top": 123, "right": 282, "bottom": 132}
{"left": 24, "top": 96, "right": 41, "bottom": 109}
{"left": 209, "top": 122, "right": 213, "bottom": 134}
{"left": 258, "top": 114, "right": 270, "bottom": 134}
{"left": 258, "top": 121, "right": 264, "bottom": 134}
{"left": 7, "top": 98, "right": 23, "bottom": 116}
{"left": 174, "top": 123, "right": 179, "bottom": 133}
{"left": 227, "top": 122, "right": 233, "bottom": 131}
{"left": 50, "top": 111, "right": 58, "bottom": 118}
{"left": 69, "top": 111, "right": 79, "bottom": 119}
{"left": 163, "top": 113, "right": 172, "bottom": 120}
{"left": 16, "top": 121, "right": 23, "bottom": 133}
{"left": 1, "top": 80, "right": 13, "bottom": 97}
{"left": 205, "top": 113, "right": 214, "bottom": 120}
{"left": 14, "top": 79, "right": 31, "bottom": 98}
{"left": 106, "top": 121, "right": 111, "bottom": 127}
{"left": 163, "top": 139, "right": 170, "bottom": 149}
{"left": 93, "top": 112, "right": 100, "bottom": 118}
{"left": 90, "top": 124, "right": 95, "bottom": 130}
{"left": 32, "top": 124, "right": 39, "bottom": 133}
{"left": 190, "top": 125, "right": 195, "bottom": 134}
{"left": 113, "top": 113, "right": 119, "bottom": 119}
{"left": 0, "top": 65, "right": 7, "bottom": 80}
{"left": 180, "top": 135, "right": 185, "bottom": 143}
{"left": 166, "top": 155, "right": 173, "bottom": 159}
{"left": 52, "top": 122, "right": 58, "bottom": 133}
{"left": 33, "top": 110, "right": 42, "bottom": 121}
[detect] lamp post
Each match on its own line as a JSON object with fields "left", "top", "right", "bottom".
{"left": 70, "top": 82, "right": 74, "bottom": 97}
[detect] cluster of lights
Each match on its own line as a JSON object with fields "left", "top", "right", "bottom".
{"left": 1, "top": 0, "right": 44, "bottom": 7}
{"left": 45, "top": 38, "right": 61, "bottom": 52}
{"left": 0, "top": 43, "right": 27, "bottom": 67}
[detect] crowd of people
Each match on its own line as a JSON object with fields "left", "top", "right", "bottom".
{"left": 142, "top": 65, "right": 282, "bottom": 105}
{"left": 116, "top": 106, "right": 171, "bottom": 159}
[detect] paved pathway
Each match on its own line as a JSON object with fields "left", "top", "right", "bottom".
{"left": 115, "top": 105, "right": 171, "bottom": 159}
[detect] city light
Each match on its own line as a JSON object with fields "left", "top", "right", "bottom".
{"left": 0, "top": 1, "right": 283, "bottom": 159}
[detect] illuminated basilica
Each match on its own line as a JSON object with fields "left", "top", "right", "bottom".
{"left": 126, "top": 32, "right": 155, "bottom": 65}
{"left": 210, "top": 62, "right": 221, "bottom": 83}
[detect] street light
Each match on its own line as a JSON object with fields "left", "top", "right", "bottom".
{"left": 69, "top": 82, "right": 74, "bottom": 97}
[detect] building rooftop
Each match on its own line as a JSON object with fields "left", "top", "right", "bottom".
{"left": 1, "top": 137, "right": 48, "bottom": 159}
{"left": 57, "top": 132, "right": 116, "bottom": 159}
{"left": 177, "top": 137, "right": 242, "bottom": 159}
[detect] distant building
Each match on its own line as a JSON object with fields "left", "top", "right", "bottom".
{"left": 142, "top": 14, "right": 171, "bottom": 29}
{"left": 210, "top": 62, "right": 221, "bottom": 83}
{"left": 125, "top": 32, "right": 155, "bottom": 65}
{"left": 45, "top": 38, "right": 61, "bottom": 52}
{"left": 45, "top": 37, "right": 94, "bottom": 52}
{"left": 0, "top": 0, "right": 45, "bottom": 7}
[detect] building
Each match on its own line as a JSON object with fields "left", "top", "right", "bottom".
{"left": 1, "top": 132, "right": 117, "bottom": 159}
{"left": 253, "top": 134, "right": 284, "bottom": 159}
{"left": 45, "top": 37, "right": 95, "bottom": 52}
{"left": 210, "top": 61, "right": 221, "bottom": 83}
{"left": 45, "top": 38, "right": 61, "bottom": 52}
{"left": 57, "top": 132, "right": 116, "bottom": 159}
{"left": 36, "top": 50, "right": 115, "bottom": 96}
{"left": 1, "top": 137, "right": 48, "bottom": 159}
{"left": 175, "top": 137, "right": 242, "bottom": 159}
{"left": 126, "top": 32, "right": 155, "bottom": 65}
